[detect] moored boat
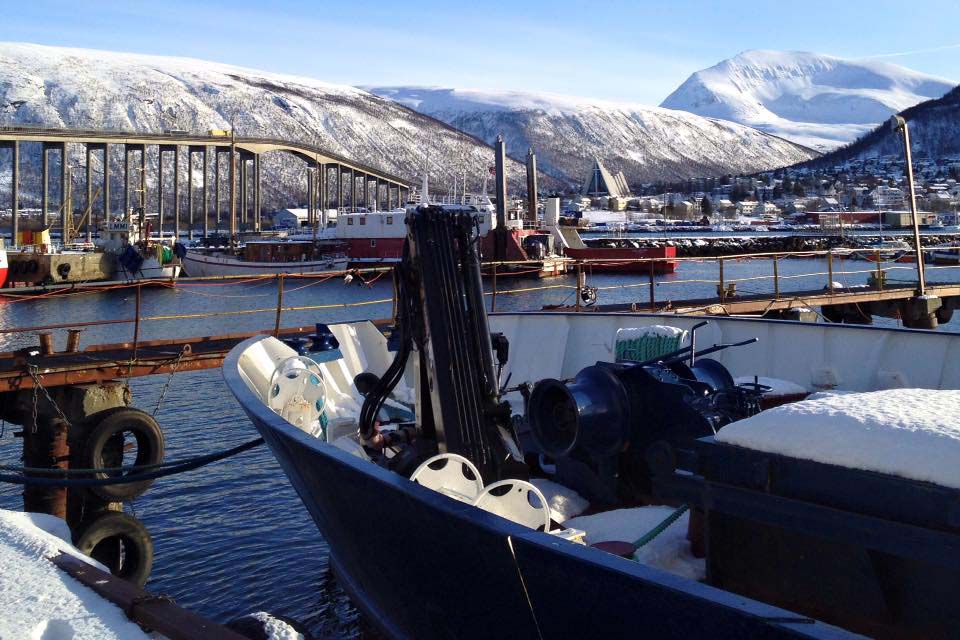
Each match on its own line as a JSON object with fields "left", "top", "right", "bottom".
{"left": 182, "top": 238, "right": 348, "bottom": 277}
{"left": 225, "top": 206, "right": 960, "bottom": 639}
{"left": 0, "top": 243, "right": 7, "bottom": 288}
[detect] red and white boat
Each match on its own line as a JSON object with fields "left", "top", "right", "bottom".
{"left": 0, "top": 244, "right": 8, "bottom": 288}
{"left": 546, "top": 201, "right": 678, "bottom": 274}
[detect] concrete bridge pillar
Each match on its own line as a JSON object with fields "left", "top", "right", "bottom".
{"left": 85, "top": 144, "right": 94, "bottom": 242}
{"left": 306, "top": 165, "right": 314, "bottom": 229}
{"left": 229, "top": 144, "right": 237, "bottom": 241}
{"left": 42, "top": 143, "right": 51, "bottom": 228}
{"left": 319, "top": 164, "right": 327, "bottom": 226}
{"left": 10, "top": 141, "right": 19, "bottom": 243}
{"left": 203, "top": 147, "right": 210, "bottom": 238}
{"left": 188, "top": 149, "right": 196, "bottom": 240}
{"left": 136, "top": 145, "right": 146, "bottom": 220}
{"left": 350, "top": 168, "right": 356, "bottom": 210}
{"left": 123, "top": 145, "right": 130, "bottom": 219}
{"left": 214, "top": 150, "right": 222, "bottom": 232}
{"left": 157, "top": 146, "right": 167, "bottom": 233}
{"left": 253, "top": 153, "right": 261, "bottom": 233}
{"left": 239, "top": 154, "right": 247, "bottom": 230}
{"left": 337, "top": 164, "right": 343, "bottom": 211}
{"left": 101, "top": 143, "right": 110, "bottom": 221}
{"left": 173, "top": 147, "right": 181, "bottom": 239}
{"left": 59, "top": 142, "right": 68, "bottom": 240}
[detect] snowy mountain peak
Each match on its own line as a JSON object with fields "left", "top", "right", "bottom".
{"left": 661, "top": 50, "right": 956, "bottom": 151}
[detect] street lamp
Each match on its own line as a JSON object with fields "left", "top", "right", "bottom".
{"left": 889, "top": 115, "right": 926, "bottom": 296}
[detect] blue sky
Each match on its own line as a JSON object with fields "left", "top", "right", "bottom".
{"left": 4, "top": 0, "right": 959, "bottom": 104}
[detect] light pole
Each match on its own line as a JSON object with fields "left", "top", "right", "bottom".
{"left": 889, "top": 115, "right": 926, "bottom": 296}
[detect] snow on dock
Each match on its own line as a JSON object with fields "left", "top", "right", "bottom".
{"left": 716, "top": 389, "right": 960, "bottom": 489}
{"left": 0, "top": 509, "right": 150, "bottom": 640}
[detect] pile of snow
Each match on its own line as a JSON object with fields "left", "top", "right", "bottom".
{"left": 716, "top": 389, "right": 960, "bottom": 488}
{"left": 616, "top": 325, "right": 687, "bottom": 340}
{"left": 226, "top": 611, "right": 305, "bottom": 640}
{"left": 530, "top": 479, "right": 590, "bottom": 523}
{"left": 734, "top": 375, "right": 808, "bottom": 397}
{"left": 368, "top": 85, "right": 815, "bottom": 184}
{"left": 0, "top": 509, "right": 150, "bottom": 639}
{"left": 661, "top": 50, "right": 955, "bottom": 151}
{"left": 565, "top": 507, "right": 704, "bottom": 580}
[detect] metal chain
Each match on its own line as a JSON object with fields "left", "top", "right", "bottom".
{"left": 27, "top": 365, "right": 72, "bottom": 429}
{"left": 152, "top": 347, "right": 187, "bottom": 417}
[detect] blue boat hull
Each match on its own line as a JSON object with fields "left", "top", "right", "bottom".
{"left": 225, "top": 337, "right": 855, "bottom": 640}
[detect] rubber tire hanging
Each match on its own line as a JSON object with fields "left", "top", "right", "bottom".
{"left": 80, "top": 407, "right": 165, "bottom": 501}
{"left": 74, "top": 510, "right": 153, "bottom": 586}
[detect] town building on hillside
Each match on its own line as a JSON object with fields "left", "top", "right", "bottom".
{"left": 871, "top": 185, "right": 906, "bottom": 209}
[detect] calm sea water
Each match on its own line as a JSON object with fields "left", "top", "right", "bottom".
{"left": 1, "top": 255, "right": 958, "bottom": 637}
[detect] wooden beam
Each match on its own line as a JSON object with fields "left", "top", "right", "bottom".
{"left": 51, "top": 553, "right": 246, "bottom": 640}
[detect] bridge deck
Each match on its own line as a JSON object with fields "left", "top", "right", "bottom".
{"left": 0, "top": 125, "right": 411, "bottom": 186}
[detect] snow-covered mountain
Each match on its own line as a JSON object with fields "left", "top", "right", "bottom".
{"left": 800, "top": 85, "right": 960, "bottom": 168}
{"left": 0, "top": 42, "right": 530, "bottom": 209}
{"left": 366, "top": 86, "right": 816, "bottom": 185}
{"left": 660, "top": 50, "right": 956, "bottom": 152}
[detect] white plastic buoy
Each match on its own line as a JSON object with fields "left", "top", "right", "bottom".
{"left": 266, "top": 356, "right": 327, "bottom": 437}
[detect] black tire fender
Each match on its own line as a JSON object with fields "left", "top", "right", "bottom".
{"left": 936, "top": 305, "right": 954, "bottom": 324}
{"left": 74, "top": 510, "right": 153, "bottom": 586}
{"left": 80, "top": 407, "right": 165, "bottom": 502}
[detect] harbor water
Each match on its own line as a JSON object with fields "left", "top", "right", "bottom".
{"left": 1, "top": 255, "right": 958, "bottom": 637}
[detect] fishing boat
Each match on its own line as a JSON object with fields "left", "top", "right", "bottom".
{"left": 0, "top": 242, "right": 7, "bottom": 288}
{"left": 931, "top": 243, "right": 960, "bottom": 265}
{"left": 182, "top": 237, "right": 348, "bottom": 277}
{"left": 226, "top": 206, "right": 960, "bottom": 639}
{"left": 852, "top": 238, "right": 914, "bottom": 263}
{"left": 551, "top": 224, "right": 678, "bottom": 273}
{"left": 5, "top": 216, "right": 180, "bottom": 286}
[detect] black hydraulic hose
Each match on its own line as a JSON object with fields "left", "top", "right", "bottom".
{"left": 0, "top": 437, "right": 264, "bottom": 487}
{"left": 359, "top": 260, "right": 413, "bottom": 441}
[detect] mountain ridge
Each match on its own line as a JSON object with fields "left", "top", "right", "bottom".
{"left": 660, "top": 49, "right": 955, "bottom": 151}
{"left": 367, "top": 85, "right": 816, "bottom": 185}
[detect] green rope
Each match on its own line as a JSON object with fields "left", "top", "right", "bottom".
{"left": 632, "top": 504, "right": 689, "bottom": 550}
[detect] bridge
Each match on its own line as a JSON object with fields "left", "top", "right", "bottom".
{"left": 0, "top": 125, "right": 413, "bottom": 242}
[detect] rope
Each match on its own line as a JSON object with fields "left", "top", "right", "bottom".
{"left": 632, "top": 504, "right": 689, "bottom": 550}
{"left": 0, "top": 437, "right": 264, "bottom": 486}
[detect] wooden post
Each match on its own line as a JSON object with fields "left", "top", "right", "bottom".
{"left": 718, "top": 258, "right": 725, "bottom": 303}
{"left": 274, "top": 274, "right": 284, "bottom": 337}
{"left": 132, "top": 284, "right": 142, "bottom": 361}
{"left": 575, "top": 262, "right": 583, "bottom": 312}
{"left": 827, "top": 250, "right": 834, "bottom": 292}
{"left": 875, "top": 250, "right": 883, "bottom": 290}
{"left": 491, "top": 264, "right": 498, "bottom": 312}
{"left": 648, "top": 260, "right": 656, "bottom": 310}
{"left": 772, "top": 254, "right": 780, "bottom": 300}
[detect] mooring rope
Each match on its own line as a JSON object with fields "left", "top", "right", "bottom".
{"left": 0, "top": 437, "right": 264, "bottom": 486}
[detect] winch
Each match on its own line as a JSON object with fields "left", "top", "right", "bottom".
{"left": 525, "top": 330, "right": 765, "bottom": 505}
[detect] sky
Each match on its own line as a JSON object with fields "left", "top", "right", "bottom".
{"left": 3, "top": 0, "right": 959, "bottom": 105}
